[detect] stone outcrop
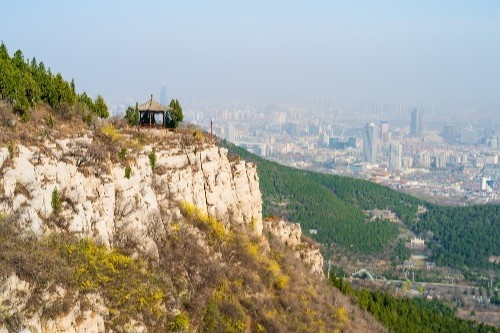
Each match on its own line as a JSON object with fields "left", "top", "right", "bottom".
{"left": 0, "top": 274, "right": 108, "bottom": 333}
{"left": 0, "top": 141, "right": 262, "bottom": 259}
{"left": 263, "top": 218, "right": 324, "bottom": 275}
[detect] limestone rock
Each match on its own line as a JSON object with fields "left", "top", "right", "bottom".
{"left": 0, "top": 141, "right": 263, "bottom": 254}
{"left": 263, "top": 218, "right": 324, "bottom": 276}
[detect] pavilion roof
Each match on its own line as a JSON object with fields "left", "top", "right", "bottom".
{"left": 138, "top": 95, "right": 169, "bottom": 112}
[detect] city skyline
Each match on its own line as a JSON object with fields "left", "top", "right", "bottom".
{"left": 1, "top": 1, "right": 499, "bottom": 113}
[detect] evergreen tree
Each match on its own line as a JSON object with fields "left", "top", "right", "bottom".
{"left": 125, "top": 102, "right": 140, "bottom": 126}
{"left": 0, "top": 42, "right": 107, "bottom": 118}
{"left": 94, "top": 95, "right": 109, "bottom": 118}
{"left": 167, "top": 98, "right": 183, "bottom": 128}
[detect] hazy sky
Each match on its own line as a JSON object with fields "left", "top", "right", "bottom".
{"left": 1, "top": 1, "right": 499, "bottom": 108}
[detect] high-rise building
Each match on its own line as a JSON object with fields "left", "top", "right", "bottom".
{"left": 389, "top": 142, "right": 402, "bottom": 171}
{"left": 410, "top": 108, "right": 422, "bottom": 137}
{"left": 380, "top": 121, "right": 390, "bottom": 144}
{"left": 443, "top": 124, "right": 456, "bottom": 144}
{"left": 363, "top": 123, "right": 378, "bottom": 164}
{"left": 418, "top": 151, "right": 431, "bottom": 169}
{"left": 485, "top": 118, "right": 494, "bottom": 139}
{"left": 435, "top": 151, "right": 448, "bottom": 169}
{"left": 160, "top": 83, "right": 167, "bottom": 106}
{"left": 402, "top": 156, "right": 414, "bottom": 169}
{"left": 460, "top": 127, "right": 478, "bottom": 145}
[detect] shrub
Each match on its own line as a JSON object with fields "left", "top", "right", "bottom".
{"left": 169, "top": 312, "right": 190, "bottom": 331}
{"left": 8, "top": 142, "right": 15, "bottom": 158}
{"left": 193, "top": 130, "right": 204, "bottom": 142}
{"left": 149, "top": 148, "right": 157, "bottom": 172}
{"left": 124, "top": 165, "right": 132, "bottom": 179}
{"left": 82, "top": 112, "right": 92, "bottom": 125}
{"left": 20, "top": 111, "right": 30, "bottom": 123}
{"left": 100, "top": 124, "right": 122, "bottom": 142}
{"left": 46, "top": 114, "right": 54, "bottom": 128}
{"left": 62, "top": 239, "right": 165, "bottom": 326}
{"left": 119, "top": 148, "right": 127, "bottom": 161}
{"left": 51, "top": 187, "right": 62, "bottom": 214}
{"left": 273, "top": 274, "right": 289, "bottom": 291}
{"left": 181, "top": 201, "right": 228, "bottom": 243}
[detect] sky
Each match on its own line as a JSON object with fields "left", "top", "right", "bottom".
{"left": 1, "top": 1, "right": 500, "bottom": 109}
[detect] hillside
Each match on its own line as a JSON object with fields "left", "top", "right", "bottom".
{"left": 222, "top": 141, "right": 500, "bottom": 274}
{"left": 0, "top": 92, "right": 383, "bottom": 333}
{"left": 1, "top": 43, "right": 497, "bottom": 332}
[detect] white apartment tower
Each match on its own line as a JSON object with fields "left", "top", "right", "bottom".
{"left": 389, "top": 142, "right": 402, "bottom": 171}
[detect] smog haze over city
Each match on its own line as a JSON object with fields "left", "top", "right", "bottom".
{"left": 1, "top": 0, "right": 500, "bottom": 116}
{"left": 2, "top": 2, "right": 500, "bottom": 327}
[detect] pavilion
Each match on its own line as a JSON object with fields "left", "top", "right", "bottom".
{"left": 138, "top": 94, "right": 171, "bottom": 127}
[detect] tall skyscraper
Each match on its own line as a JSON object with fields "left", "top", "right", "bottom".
{"left": 160, "top": 83, "right": 167, "bottom": 106}
{"left": 363, "top": 123, "right": 378, "bottom": 164}
{"left": 410, "top": 108, "right": 422, "bottom": 137}
{"left": 485, "top": 118, "right": 494, "bottom": 139}
{"left": 389, "top": 142, "right": 402, "bottom": 171}
{"left": 380, "top": 121, "right": 390, "bottom": 144}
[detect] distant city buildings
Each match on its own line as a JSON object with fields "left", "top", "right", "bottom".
{"left": 181, "top": 99, "right": 499, "bottom": 204}
{"left": 480, "top": 177, "right": 494, "bottom": 192}
{"left": 389, "top": 142, "right": 402, "bottom": 171}
{"left": 418, "top": 151, "right": 432, "bottom": 169}
{"left": 443, "top": 124, "right": 456, "bottom": 144}
{"left": 485, "top": 118, "right": 494, "bottom": 140}
{"left": 380, "top": 121, "right": 390, "bottom": 144}
{"left": 461, "top": 127, "right": 479, "bottom": 145}
{"left": 363, "top": 123, "right": 378, "bottom": 164}
{"left": 435, "top": 151, "right": 449, "bottom": 169}
{"left": 410, "top": 108, "right": 422, "bottom": 137}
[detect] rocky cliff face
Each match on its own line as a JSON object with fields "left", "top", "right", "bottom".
{"left": 0, "top": 139, "right": 262, "bottom": 257}
{"left": 0, "top": 133, "right": 337, "bottom": 333}
{"left": 0, "top": 136, "right": 262, "bottom": 332}
{"left": 263, "top": 218, "right": 324, "bottom": 276}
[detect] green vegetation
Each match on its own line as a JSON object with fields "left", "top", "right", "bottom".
{"left": 0, "top": 220, "right": 165, "bottom": 330}
{"left": 166, "top": 202, "right": 360, "bottom": 332}
{"left": 414, "top": 205, "right": 500, "bottom": 270}
{"left": 51, "top": 187, "right": 62, "bottom": 214}
{"left": 62, "top": 239, "right": 164, "bottom": 327}
{"left": 330, "top": 274, "right": 499, "bottom": 333}
{"left": 148, "top": 148, "right": 157, "bottom": 172}
{"left": 125, "top": 102, "right": 140, "bottom": 126}
{"left": 124, "top": 165, "right": 132, "bottom": 179}
{"left": 223, "top": 142, "right": 406, "bottom": 254}
{"left": 169, "top": 312, "right": 190, "bottom": 331}
{"left": 0, "top": 42, "right": 108, "bottom": 118}
{"left": 167, "top": 98, "right": 184, "bottom": 129}
{"left": 223, "top": 141, "right": 500, "bottom": 273}
{"left": 7, "top": 142, "right": 14, "bottom": 158}
{"left": 1, "top": 201, "right": 364, "bottom": 332}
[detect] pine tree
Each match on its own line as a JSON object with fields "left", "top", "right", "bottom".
{"left": 94, "top": 95, "right": 109, "bottom": 118}
{"left": 167, "top": 98, "right": 184, "bottom": 128}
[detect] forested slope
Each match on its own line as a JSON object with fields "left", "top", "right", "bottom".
{"left": 414, "top": 205, "right": 500, "bottom": 270}
{"left": 223, "top": 142, "right": 404, "bottom": 254}
{"left": 223, "top": 142, "right": 500, "bottom": 273}
{"left": 330, "top": 275, "right": 500, "bottom": 333}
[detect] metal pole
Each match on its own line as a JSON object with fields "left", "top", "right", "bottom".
{"left": 211, "top": 118, "right": 214, "bottom": 140}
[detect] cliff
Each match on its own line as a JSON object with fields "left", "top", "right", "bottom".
{"left": 0, "top": 136, "right": 262, "bottom": 257}
{"left": 0, "top": 109, "right": 385, "bottom": 332}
